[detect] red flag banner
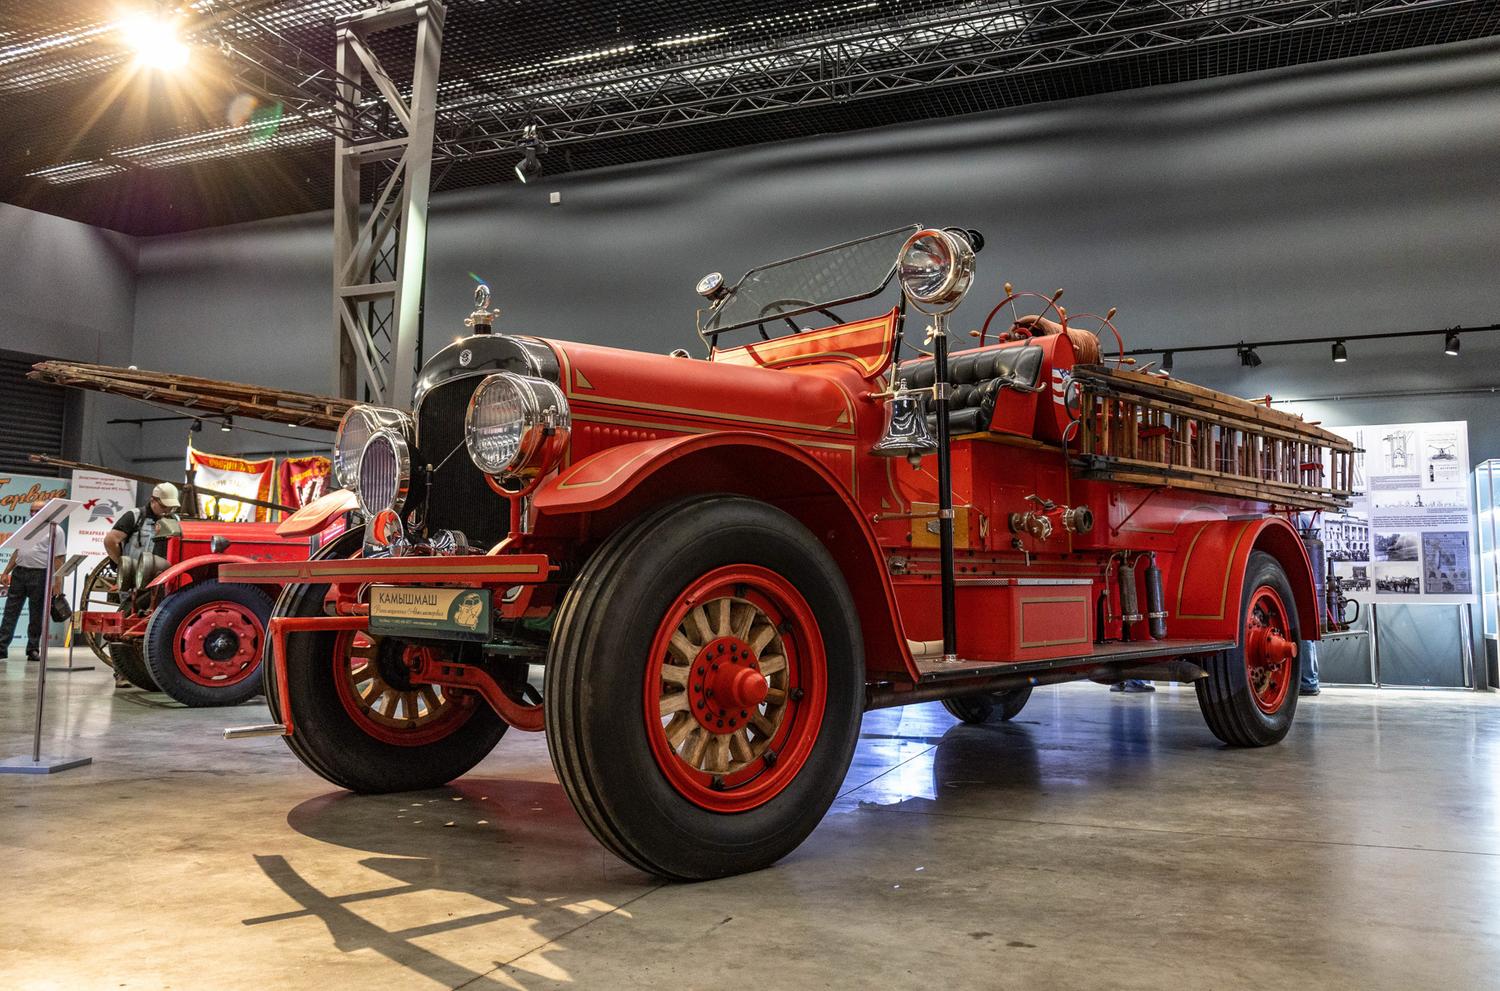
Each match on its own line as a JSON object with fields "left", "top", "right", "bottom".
{"left": 186, "top": 444, "right": 275, "bottom": 522}
{"left": 278, "top": 456, "right": 332, "bottom": 515}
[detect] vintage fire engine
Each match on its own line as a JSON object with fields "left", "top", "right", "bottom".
{"left": 223, "top": 225, "right": 1354, "bottom": 880}
{"left": 81, "top": 517, "right": 335, "bottom": 706}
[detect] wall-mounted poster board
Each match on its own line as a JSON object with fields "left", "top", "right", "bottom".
{"left": 1327, "top": 420, "right": 1477, "bottom": 607}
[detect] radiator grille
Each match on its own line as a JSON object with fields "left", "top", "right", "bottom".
{"left": 417, "top": 378, "right": 507, "bottom": 549}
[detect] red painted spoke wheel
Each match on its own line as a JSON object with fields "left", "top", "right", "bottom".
{"left": 331, "top": 630, "right": 475, "bottom": 747}
{"left": 643, "top": 564, "right": 827, "bottom": 814}
{"left": 1243, "top": 584, "right": 1296, "bottom": 715}
{"left": 173, "top": 601, "right": 263, "bottom": 688}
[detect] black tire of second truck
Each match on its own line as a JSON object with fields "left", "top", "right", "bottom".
{"left": 941, "top": 685, "right": 1033, "bottom": 724}
{"left": 1195, "top": 550, "right": 1302, "bottom": 747}
{"left": 545, "top": 496, "right": 866, "bottom": 881}
{"left": 110, "top": 641, "right": 158, "bottom": 691}
{"left": 144, "top": 581, "right": 274, "bottom": 707}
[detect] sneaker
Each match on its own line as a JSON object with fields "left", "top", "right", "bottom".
{"left": 1109, "top": 682, "right": 1126, "bottom": 693}
{"left": 26, "top": 650, "right": 40, "bottom": 663}
{"left": 0, "top": 649, "right": 7, "bottom": 660}
{"left": 1299, "top": 686, "right": 1321, "bottom": 697}
{"left": 1122, "top": 681, "right": 1156, "bottom": 694}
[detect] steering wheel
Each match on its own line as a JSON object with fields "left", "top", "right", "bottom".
{"left": 757, "top": 298, "right": 845, "bottom": 334}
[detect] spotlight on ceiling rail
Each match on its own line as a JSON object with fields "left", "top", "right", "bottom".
{"left": 119, "top": 11, "right": 189, "bottom": 71}
{"left": 1237, "top": 345, "right": 1262, "bottom": 368}
{"left": 1162, "top": 351, "right": 1174, "bottom": 372}
{"left": 1445, "top": 331, "right": 1460, "bottom": 356}
{"left": 1331, "top": 340, "right": 1348, "bottom": 363}
{"left": 514, "top": 125, "right": 547, "bottom": 183}
{"left": 220, "top": 416, "right": 232, "bottom": 433}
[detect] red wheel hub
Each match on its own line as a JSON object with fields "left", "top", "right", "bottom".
{"left": 174, "top": 602, "right": 262, "bottom": 687}
{"left": 644, "top": 565, "right": 826, "bottom": 814}
{"left": 1244, "top": 585, "right": 1296, "bottom": 715}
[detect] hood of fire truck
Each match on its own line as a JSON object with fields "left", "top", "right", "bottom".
{"left": 418, "top": 332, "right": 863, "bottom": 438}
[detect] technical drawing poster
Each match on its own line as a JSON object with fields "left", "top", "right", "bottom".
{"left": 1329, "top": 421, "right": 1475, "bottom": 605}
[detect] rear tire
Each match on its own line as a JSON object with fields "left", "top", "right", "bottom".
{"left": 144, "top": 581, "right": 272, "bottom": 707}
{"left": 1195, "top": 550, "right": 1302, "bottom": 747}
{"left": 269, "top": 533, "right": 508, "bottom": 794}
{"left": 941, "top": 685, "right": 1032, "bottom": 724}
{"left": 108, "top": 641, "right": 158, "bottom": 691}
{"left": 545, "top": 496, "right": 865, "bottom": 880}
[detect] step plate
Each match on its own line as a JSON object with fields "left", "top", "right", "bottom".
{"left": 915, "top": 637, "right": 1236, "bottom": 682}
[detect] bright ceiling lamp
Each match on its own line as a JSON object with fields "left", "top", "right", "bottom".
{"left": 118, "top": 11, "right": 190, "bottom": 71}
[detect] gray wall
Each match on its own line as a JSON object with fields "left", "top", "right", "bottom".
{"left": 117, "top": 34, "right": 1500, "bottom": 477}
{"left": 0, "top": 201, "right": 141, "bottom": 476}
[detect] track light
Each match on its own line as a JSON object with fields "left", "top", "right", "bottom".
{"left": 119, "top": 11, "right": 189, "bottom": 72}
{"left": 1162, "top": 351, "right": 1173, "bottom": 372}
{"left": 1331, "top": 340, "right": 1348, "bottom": 363}
{"left": 514, "top": 124, "right": 546, "bottom": 183}
{"left": 220, "top": 416, "right": 232, "bottom": 432}
{"left": 1445, "top": 331, "right": 1460, "bottom": 356}
{"left": 1237, "top": 345, "right": 1261, "bottom": 368}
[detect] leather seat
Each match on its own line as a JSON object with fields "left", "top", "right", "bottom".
{"left": 897, "top": 344, "right": 1044, "bottom": 434}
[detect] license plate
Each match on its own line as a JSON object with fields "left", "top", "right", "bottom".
{"left": 367, "top": 585, "right": 492, "bottom": 641}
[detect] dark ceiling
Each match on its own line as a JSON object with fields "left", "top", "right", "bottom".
{"left": 2, "top": 0, "right": 1498, "bottom": 236}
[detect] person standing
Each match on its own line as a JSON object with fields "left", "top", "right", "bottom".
{"left": 0, "top": 501, "right": 65, "bottom": 662}
{"left": 104, "top": 482, "right": 181, "bottom": 565}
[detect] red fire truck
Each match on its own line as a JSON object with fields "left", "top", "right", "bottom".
{"left": 81, "top": 517, "right": 337, "bottom": 706}
{"left": 224, "top": 225, "right": 1354, "bottom": 880}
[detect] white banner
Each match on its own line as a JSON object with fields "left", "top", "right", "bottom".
{"left": 1328, "top": 421, "right": 1476, "bottom": 605}
{"left": 66, "top": 470, "right": 137, "bottom": 556}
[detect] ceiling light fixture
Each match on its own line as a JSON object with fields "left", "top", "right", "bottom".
{"left": 119, "top": 11, "right": 189, "bottom": 72}
{"left": 1445, "top": 331, "right": 1460, "bottom": 356}
{"left": 1162, "top": 351, "right": 1174, "bottom": 372}
{"left": 1237, "top": 345, "right": 1262, "bottom": 368}
{"left": 220, "top": 416, "right": 232, "bottom": 432}
{"left": 1331, "top": 340, "right": 1348, "bottom": 363}
{"left": 514, "top": 124, "right": 546, "bottom": 183}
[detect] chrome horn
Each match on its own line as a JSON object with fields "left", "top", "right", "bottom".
{"left": 871, "top": 379, "right": 938, "bottom": 466}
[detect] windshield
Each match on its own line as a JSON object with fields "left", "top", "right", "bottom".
{"left": 699, "top": 224, "right": 919, "bottom": 344}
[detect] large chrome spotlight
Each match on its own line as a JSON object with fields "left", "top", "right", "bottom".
{"left": 898, "top": 228, "right": 977, "bottom": 315}
{"left": 356, "top": 429, "right": 411, "bottom": 515}
{"left": 465, "top": 372, "right": 571, "bottom": 488}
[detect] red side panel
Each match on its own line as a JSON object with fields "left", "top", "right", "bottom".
{"left": 1168, "top": 516, "right": 1317, "bottom": 641}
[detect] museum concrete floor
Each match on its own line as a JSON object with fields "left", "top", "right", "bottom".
{"left": 5, "top": 662, "right": 1499, "bottom": 991}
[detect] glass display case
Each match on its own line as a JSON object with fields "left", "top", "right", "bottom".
{"left": 1475, "top": 460, "right": 1500, "bottom": 684}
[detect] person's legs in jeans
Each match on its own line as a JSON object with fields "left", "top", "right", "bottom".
{"left": 1299, "top": 639, "right": 1320, "bottom": 695}
{"left": 0, "top": 577, "right": 26, "bottom": 656}
{"left": 18, "top": 569, "right": 45, "bottom": 656}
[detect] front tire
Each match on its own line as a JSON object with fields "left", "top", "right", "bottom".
{"left": 545, "top": 496, "right": 865, "bottom": 880}
{"left": 1195, "top": 550, "right": 1302, "bottom": 747}
{"left": 144, "top": 581, "right": 273, "bottom": 707}
{"left": 270, "top": 543, "right": 508, "bottom": 794}
{"left": 941, "top": 685, "right": 1032, "bottom": 724}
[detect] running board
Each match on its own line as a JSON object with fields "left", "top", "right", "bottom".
{"left": 914, "top": 637, "right": 1235, "bottom": 683}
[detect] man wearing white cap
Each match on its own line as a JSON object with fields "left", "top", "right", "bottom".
{"left": 103, "top": 482, "right": 182, "bottom": 566}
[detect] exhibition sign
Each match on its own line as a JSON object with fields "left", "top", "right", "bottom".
{"left": 66, "top": 469, "right": 136, "bottom": 556}
{"left": 0, "top": 473, "right": 71, "bottom": 568}
{"left": 187, "top": 444, "right": 275, "bottom": 522}
{"left": 1326, "top": 420, "right": 1476, "bottom": 605}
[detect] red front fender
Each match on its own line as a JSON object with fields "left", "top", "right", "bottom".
{"left": 148, "top": 553, "right": 259, "bottom": 594}
{"left": 1169, "top": 515, "right": 1319, "bottom": 642}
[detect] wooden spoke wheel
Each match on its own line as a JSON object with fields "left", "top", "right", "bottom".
{"left": 546, "top": 496, "right": 865, "bottom": 880}
{"left": 79, "top": 558, "right": 121, "bottom": 666}
{"left": 646, "top": 565, "right": 826, "bottom": 813}
{"left": 333, "top": 631, "right": 466, "bottom": 747}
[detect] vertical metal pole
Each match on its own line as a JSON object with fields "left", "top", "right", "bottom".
{"left": 31, "top": 519, "right": 57, "bottom": 763}
{"left": 389, "top": 5, "right": 443, "bottom": 406}
{"left": 331, "top": 23, "right": 361, "bottom": 400}
{"left": 931, "top": 313, "right": 957, "bottom": 661}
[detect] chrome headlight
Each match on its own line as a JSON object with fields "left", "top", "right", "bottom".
{"left": 333, "top": 405, "right": 412, "bottom": 490}
{"left": 898, "top": 228, "right": 976, "bottom": 314}
{"left": 356, "top": 429, "right": 411, "bottom": 515}
{"left": 465, "top": 372, "right": 571, "bottom": 487}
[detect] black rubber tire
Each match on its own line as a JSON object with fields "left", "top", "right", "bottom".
{"left": 270, "top": 535, "right": 508, "bottom": 794}
{"left": 143, "top": 580, "right": 273, "bottom": 707}
{"left": 544, "top": 495, "right": 866, "bottom": 881}
{"left": 941, "top": 685, "right": 1033, "bottom": 724}
{"left": 109, "top": 640, "right": 158, "bottom": 691}
{"left": 1195, "top": 550, "right": 1302, "bottom": 747}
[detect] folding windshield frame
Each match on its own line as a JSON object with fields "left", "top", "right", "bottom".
{"left": 698, "top": 224, "right": 921, "bottom": 348}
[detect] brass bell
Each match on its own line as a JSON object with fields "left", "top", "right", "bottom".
{"left": 872, "top": 380, "right": 938, "bottom": 464}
